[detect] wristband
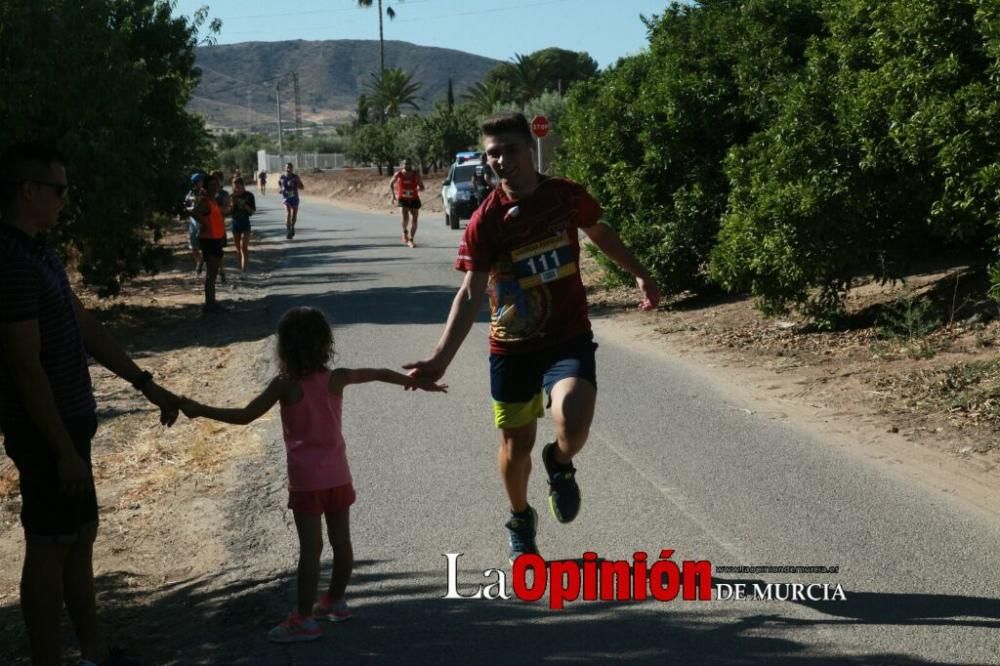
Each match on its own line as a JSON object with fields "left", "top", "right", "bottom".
{"left": 131, "top": 370, "right": 154, "bottom": 390}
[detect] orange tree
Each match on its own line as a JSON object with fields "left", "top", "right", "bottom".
{"left": 0, "top": 0, "right": 217, "bottom": 295}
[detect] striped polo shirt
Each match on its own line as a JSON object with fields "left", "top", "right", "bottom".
{"left": 0, "top": 223, "right": 96, "bottom": 430}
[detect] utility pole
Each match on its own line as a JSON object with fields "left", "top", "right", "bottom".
{"left": 276, "top": 82, "right": 284, "bottom": 167}
{"left": 292, "top": 71, "right": 303, "bottom": 168}
{"left": 246, "top": 87, "right": 252, "bottom": 132}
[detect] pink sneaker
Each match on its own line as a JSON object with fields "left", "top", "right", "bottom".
{"left": 313, "top": 593, "right": 352, "bottom": 622}
{"left": 267, "top": 613, "right": 321, "bottom": 643}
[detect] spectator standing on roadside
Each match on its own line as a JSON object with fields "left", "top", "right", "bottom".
{"left": 279, "top": 163, "right": 304, "bottom": 239}
{"left": 211, "top": 170, "right": 232, "bottom": 285}
{"left": 389, "top": 158, "right": 424, "bottom": 248}
{"left": 471, "top": 152, "right": 494, "bottom": 206}
{"left": 0, "top": 141, "right": 182, "bottom": 666}
{"left": 184, "top": 173, "right": 206, "bottom": 276}
{"left": 230, "top": 176, "right": 256, "bottom": 274}
{"left": 195, "top": 174, "right": 228, "bottom": 313}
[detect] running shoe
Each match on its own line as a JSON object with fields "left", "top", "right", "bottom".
{"left": 313, "top": 593, "right": 352, "bottom": 622}
{"left": 401, "top": 232, "right": 409, "bottom": 245}
{"left": 543, "top": 442, "right": 581, "bottom": 523}
{"left": 407, "top": 239, "right": 416, "bottom": 248}
{"left": 267, "top": 613, "right": 321, "bottom": 643}
{"left": 505, "top": 505, "right": 539, "bottom": 563}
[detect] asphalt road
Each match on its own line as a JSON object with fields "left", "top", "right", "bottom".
{"left": 213, "top": 194, "right": 1000, "bottom": 665}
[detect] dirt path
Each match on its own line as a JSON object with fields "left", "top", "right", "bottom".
{"left": 2, "top": 170, "right": 998, "bottom": 662}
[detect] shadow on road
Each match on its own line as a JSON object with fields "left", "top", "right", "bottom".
{"left": 2, "top": 566, "right": 991, "bottom": 664}
{"left": 90, "top": 235, "right": 476, "bottom": 358}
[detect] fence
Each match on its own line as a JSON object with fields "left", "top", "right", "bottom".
{"left": 257, "top": 150, "right": 348, "bottom": 173}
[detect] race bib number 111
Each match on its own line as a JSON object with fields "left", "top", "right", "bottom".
{"left": 512, "top": 234, "right": 577, "bottom": 289}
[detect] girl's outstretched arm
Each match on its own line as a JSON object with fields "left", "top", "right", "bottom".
{"left": 181, "top": 376, "right": 286, "bottom": 424}
{"left": 329, "top": 368, "right": 447, "bottom": 395}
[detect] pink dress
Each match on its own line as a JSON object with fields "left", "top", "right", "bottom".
{"left": 280, "top": 369, "right": 353, "bottom": 492}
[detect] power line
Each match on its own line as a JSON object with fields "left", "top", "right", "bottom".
{"left": 217, "top": 0, "right": 571, "bottom": 36}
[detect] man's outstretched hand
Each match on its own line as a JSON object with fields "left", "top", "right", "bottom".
{"left": 637, "top": 275, "right": 661, "bottom": 311}
{"left": 402, "top": 356, "right": 448, "bottom": 389}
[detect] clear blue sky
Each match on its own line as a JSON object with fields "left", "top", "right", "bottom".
{"left": 174, "top": 0, "right": 678, "bottom": 69}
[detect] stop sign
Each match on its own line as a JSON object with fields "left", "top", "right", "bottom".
{"left": 531, "top": 115, "right": 550, "bottom": 138}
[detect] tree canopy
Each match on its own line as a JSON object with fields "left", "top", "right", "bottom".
{"left": 0, "top": 0, "right": 218, "bottom": 295}
{"left": 558, "top": 0, "right": 1000, "bottom": 321}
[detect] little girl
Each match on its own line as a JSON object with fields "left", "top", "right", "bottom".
{"left": 180, "top": 306, "right": 446, "bottom": 643}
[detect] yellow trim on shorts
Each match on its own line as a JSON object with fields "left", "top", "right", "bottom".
{"left": 493, "top": 393, "right": 545, "bottom": 429}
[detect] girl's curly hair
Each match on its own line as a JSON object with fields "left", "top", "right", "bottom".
{"left": 276, "top": 307, "right": 335, "bottom": 380}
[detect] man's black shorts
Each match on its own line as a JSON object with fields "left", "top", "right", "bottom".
{"left": 199, "top": 238, "right": 225, "bottom": 258}
{"left": 488, "top": 332, "right": 598, "bottom": 429}
{"left": 2, "top": 413, "right": 99, "bottom": 544}
{"left": 398, "top": 198, "right": 422, "bottom": 210}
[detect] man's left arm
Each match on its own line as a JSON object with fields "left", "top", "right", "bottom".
{"left": 71, "top": 293, "right": 180, "bottom": 425}
{"left": 582, "top": 223, "right": 661, "bottom": 311}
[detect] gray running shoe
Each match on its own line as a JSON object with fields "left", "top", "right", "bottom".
{"left": 505, "top": 505, "right": 539, "bottom": 563}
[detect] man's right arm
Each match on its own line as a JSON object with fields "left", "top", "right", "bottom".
{"left": 403, "top": 271, "right": 488, "bottom": 381}
{"left": 0, "top": 320, "right": 90, "bottom": 492}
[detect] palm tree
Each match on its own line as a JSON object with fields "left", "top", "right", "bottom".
{"left": 510, "top": 53, "right": 546, "bottom": 105}
{"left": 461, "top": 79, "right": 514, "bottom": 116}
{"left": 356, "top": 0, "right": 402, "bottom": 72}
{"left": 366, "top": 67, "right": 422, "bottom": 118}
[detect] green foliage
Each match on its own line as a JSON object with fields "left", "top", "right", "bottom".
{"left": 484, "top": 48, "right": 599, "bottom": 106}
{"left": 461, "top": 79, "right": 514, "bottom": 116}
{"left": 344, "top": 104, "right": 479, "bottom": 170}
{"left": 214, "top": 132, "right": 276, "bottom": 174}
{"left": 366, "top": 67, "right": 422, "bottom": 118}
{"left": 873, "top": 290, "right": 946, "bottom": 358}
{"left": 0, "top": 0, "right": 217, "bottom": 295}
{"left": 522, "top": 91, "right": 568, "bottom": 128}
{"left": 344, "top": 122, "right": 396, "bottom": 170}
{"left": 560, "top": 1, "right": 824, "bottom": 295}
{"left": 712, "top": 0, "right": 1000, "bottom": 316}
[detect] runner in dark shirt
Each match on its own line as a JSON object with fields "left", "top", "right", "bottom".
{"left": 229, "top": 176, "right": 256, "bottom": 274}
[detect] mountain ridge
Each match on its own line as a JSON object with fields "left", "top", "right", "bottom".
{"left": 191, "top": 39, "right": 501, "bottom": 130}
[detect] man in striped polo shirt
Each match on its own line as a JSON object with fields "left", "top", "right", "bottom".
{"left": 0, "top": 142, "right": 181, "bottom": 666}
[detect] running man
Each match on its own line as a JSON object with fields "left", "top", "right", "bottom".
{"left": 258, "top": 169, "right": 267, "bottom": 196}
{"left": 389, "top": 158, "right": 424, "bottom": 247}
{"left": 279, "top": 162, "right": 304, "bottom": 239}
{"left": 404, "top": 113, "right": 660, "bottom": 562}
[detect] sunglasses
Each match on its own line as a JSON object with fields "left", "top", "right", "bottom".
{"left": 32, "top": 180, "right": 69, "bottom": 200}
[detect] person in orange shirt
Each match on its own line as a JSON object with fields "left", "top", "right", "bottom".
{"left": 389, "top": 158, "right": 424, "bottom": 247}
{"left": 195, "top": 175, "right": 227, "bottom": 313}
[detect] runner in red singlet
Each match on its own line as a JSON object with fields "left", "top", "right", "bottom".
{"left": 389, "top": 159, "right": 424, "bottom": 247}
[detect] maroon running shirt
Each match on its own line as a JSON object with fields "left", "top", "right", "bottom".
{"left": 456, "top": 177, "right": 602, "bottom": 355}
